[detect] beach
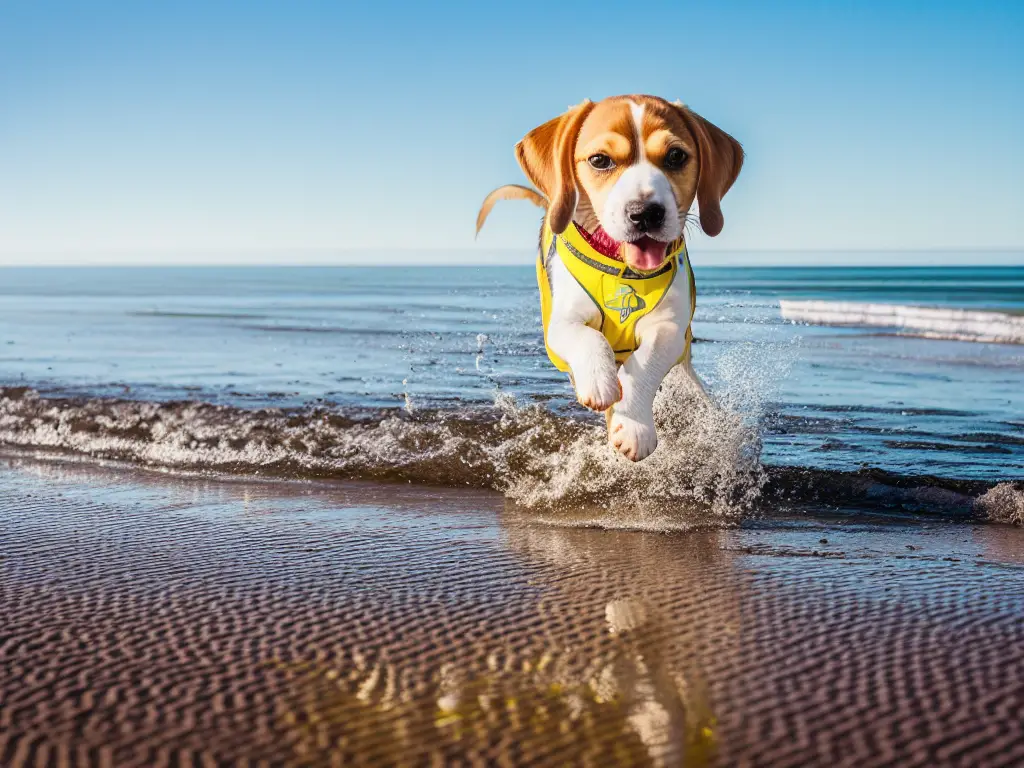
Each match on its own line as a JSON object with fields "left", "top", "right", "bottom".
{"left": 1, "top": 453, "right": 1022, "bottom": 766}
{"left": 1, "top": 264, "right": 1022, "bottom": 765}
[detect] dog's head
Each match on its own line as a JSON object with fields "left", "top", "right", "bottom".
{"left": 517, "top": 95, "right": 743, "bottom": 271}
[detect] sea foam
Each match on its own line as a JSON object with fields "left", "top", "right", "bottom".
{"left": 780, "top": 300, "right": 1024, "bottom": 344}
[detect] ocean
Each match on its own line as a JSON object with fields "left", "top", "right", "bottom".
{"left": 1, "top": 264, "right": 1022, "bottom": 527}
{"left": 3, "top": 262, "right": 1024, "bottom": 765}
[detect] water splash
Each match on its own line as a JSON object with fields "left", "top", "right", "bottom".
{"left": 475, "top": 333, "right": 489, "bottom": 372}
{"left": 402, "top": 378, "right": 415, "bottom": 414}
{"left": 975, "top": 482, "right": 1024, "bottom": 526}
{"left": 494, "top": 340, "right": 799, "bottom": 529}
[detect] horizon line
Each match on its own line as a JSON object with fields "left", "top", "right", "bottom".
{"left": 2, "top": 246, "right": 1023, "bottom": 257}
{"left": 2, "top": 260, "right": 1023, "bottom": 270}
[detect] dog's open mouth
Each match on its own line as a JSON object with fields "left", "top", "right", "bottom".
{"left": 621, "top": 236, "right": 669, "bottom": 272}
{"left": 579, "top": 226, "right": 670, "bottom": 272}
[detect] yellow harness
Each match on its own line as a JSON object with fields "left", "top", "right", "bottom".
{"left": 537, "top": 222, "right": 696, "bottom": 372}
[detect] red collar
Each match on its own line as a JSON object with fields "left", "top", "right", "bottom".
{"left": 575, "top": 223, "right": 622, "bottom": 260}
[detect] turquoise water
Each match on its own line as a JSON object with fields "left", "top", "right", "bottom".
{"left": 0, "top": 265, "right": 1022, "bottom": 483}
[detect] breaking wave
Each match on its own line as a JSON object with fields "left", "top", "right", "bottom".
{"left": 780, "top": 300, "right": 1024, "bottom": 344}
{"left": 0, "top": 378, "right": 761, "bottom": 530}
{"left": 0, "top": 336, "right": 1013, "bottom": 528}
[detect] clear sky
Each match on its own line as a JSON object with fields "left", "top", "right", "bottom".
{"left": 1, "top": 0, "right": 1021, "bottom": 265}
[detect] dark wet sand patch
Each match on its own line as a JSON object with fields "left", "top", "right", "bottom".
{"left": 0, "top": 458, "right": 1022, "bottom": 767}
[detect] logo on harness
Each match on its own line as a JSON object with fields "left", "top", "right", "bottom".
{"left": 604, "top": 284, "right": 646, "bottom": 323}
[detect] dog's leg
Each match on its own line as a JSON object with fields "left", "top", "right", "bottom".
{"left": 610, "top": 321, "right": 689, "bottom": 461}
{"left": 547, "top": 318, "right": 621, "bottom": 411}
{"left": 544, "top": 255, "right": 621, "bottom": 411}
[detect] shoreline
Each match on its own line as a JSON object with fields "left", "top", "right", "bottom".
{"left": 0, "top": 441, "right": 1011, "bottom": 527}
{"left": 1, "top": 456, "right": 1021, "bottom": 766}
{"left": 3, "top": 384, "right": 1020, "bottom": 530}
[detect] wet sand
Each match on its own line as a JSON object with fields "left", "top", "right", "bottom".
{"left": 1, "top": 454, "right": 1022, "bottom": 767}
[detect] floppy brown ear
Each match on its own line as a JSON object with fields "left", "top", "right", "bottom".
{"left": 515, "top": 100, "right": 594, "bottom": 235}
{"left": 674, "top": 104, "right": 743, "bottom": 237}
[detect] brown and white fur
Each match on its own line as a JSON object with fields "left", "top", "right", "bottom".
{"left": 477, "top": 95, "right": 743, "bottom": 461}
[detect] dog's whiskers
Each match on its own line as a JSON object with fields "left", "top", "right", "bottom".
{"left": 683, "top": 212, "right": 702, "bottom": 237}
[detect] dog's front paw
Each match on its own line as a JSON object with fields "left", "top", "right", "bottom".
{"left": 608, "top": 410, "right": 658, "bottom": 461}
{"left": 573, "top": 364, "right": 622, "bottom": 412}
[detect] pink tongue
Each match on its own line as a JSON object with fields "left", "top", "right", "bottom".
{"left": 623, "top": 237, "right": 668, "bottom": 271}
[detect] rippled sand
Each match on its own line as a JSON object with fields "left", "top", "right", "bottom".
{"left": 1, "top": 456, "right": 1022, "bottom": 766}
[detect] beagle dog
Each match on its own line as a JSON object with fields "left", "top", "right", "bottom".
{"left": 477, "top": 95, "right": 743, "bottom": 461}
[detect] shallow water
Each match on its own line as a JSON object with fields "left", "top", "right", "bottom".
{"left": 0, "top": 264, "right": 1021, "bottom": 521}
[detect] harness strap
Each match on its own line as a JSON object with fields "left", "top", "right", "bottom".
{"left": 537, "top": 222, "right": 695, "bottom": 372}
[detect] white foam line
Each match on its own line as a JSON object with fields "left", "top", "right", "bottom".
{"left": 779, "top": 300, "right": 1024, "bottom": 345}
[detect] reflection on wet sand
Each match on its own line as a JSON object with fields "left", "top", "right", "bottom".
{"left": 973, "top": 515, "right": 1024, "bottom": 565}
{"left": 273, "top": 525, "right": 736, "bottom": 766}
{"left": 504, "top": 526, "right": 735, "bottom": 766}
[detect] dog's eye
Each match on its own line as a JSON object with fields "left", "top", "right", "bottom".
{"left": 588, "top": 153, "right": 614, "bottom": 170}
{"left": 664, "top": 147, "right": 689, "bottom": 170}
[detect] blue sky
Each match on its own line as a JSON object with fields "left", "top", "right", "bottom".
{"left": 0, "top": 0, "right": 1021, "bottom": 265}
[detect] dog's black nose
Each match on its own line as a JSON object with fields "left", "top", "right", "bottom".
{"left": 626, "top": 201, "right": 666, "bottom": 232}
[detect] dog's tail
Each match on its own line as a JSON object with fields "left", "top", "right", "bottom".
{"left": 475, "top": 185, "right": 547, "bottom": 237}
